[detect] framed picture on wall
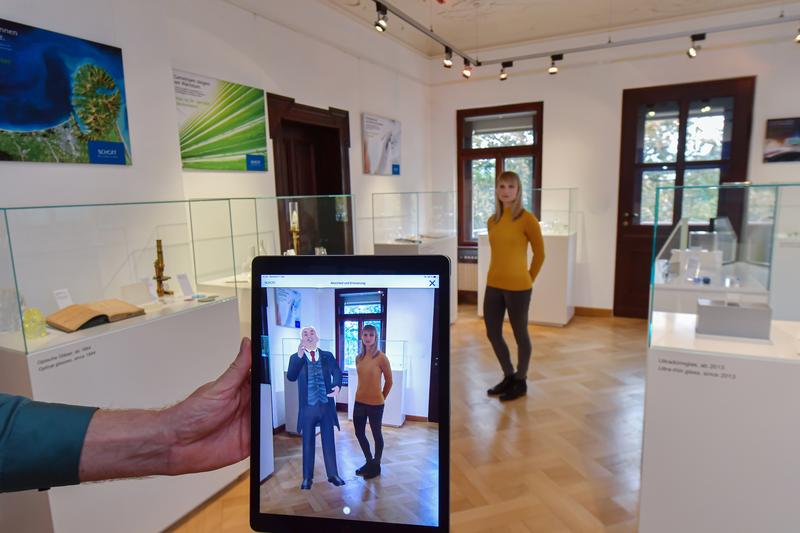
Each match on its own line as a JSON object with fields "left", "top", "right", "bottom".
{"left": 275, "top": 288, "right": 301, "bottom": 328}
{"left": 0, "top": 18, "right": 132, "bottom": 165}
{"left": 361, "top": 112, "right": 401, "bottom": 175}
{"left": 764, "top": 118, "right": 800, "bottom": 163}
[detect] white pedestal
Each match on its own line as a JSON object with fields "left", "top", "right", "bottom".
{"left": 374, "top": 235, "right": 457, "bottom": 324}
{"left": 0, "top": 298, "right": 254, "bottom": 533}
{"left": 640, "top": 312, "right": 800, "bottom": 533}
{"left": 478, "top": 232, "right": 576, "bottom": 326}
{"left": 345, "top": 366, "right": 406, "bottom": 427}
{"left": 770, "top": 236, "right": 800, "bottom": 321}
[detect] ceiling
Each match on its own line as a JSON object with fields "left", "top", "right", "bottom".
{"left": 323, "top": 0, "right": 786, "bottom": 57}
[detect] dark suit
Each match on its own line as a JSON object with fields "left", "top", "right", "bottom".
{"left": 287, "top": 349, "right": 342, "bottom": 480}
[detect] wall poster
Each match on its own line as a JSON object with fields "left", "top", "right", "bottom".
{"left": 361, "top": 112, "right": 401, "bottom": 176}
{"left": 0, "top": 18, "right": 131, "bottom": 165}
{"left": 275, "top": 288, "right": 301, "bottom": 329}
{"left": 173, "top": 69, "right": 267, "bottom": 171}
{"left": 764, "top": 118, "right": 800, "bottom": 163}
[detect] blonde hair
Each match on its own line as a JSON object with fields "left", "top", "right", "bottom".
{"left": 357, "top": 324, "right": 380, "bottom": 360}
{"left": 492, "top": 171, "right": 524, "bottom": 224}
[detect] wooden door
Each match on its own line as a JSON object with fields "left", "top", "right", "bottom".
{"left": 613, "top": 77, "right": 755, "bottom": 318}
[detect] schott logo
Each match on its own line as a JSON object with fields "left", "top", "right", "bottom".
{"left": 98, "top": 149, "right": 118, "bottom": 156}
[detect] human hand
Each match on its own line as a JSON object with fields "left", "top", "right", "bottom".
{"left": 161, "top": 337, "right": 252, "bottom": 475}
{"left": 79, "top": 338, "right": 252, "bottom": 482}
{"left": 327, "top": 386, "right": 340, "bottom": 398}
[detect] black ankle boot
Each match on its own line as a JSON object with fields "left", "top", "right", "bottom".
{"left": 487, "top": 375, "right": 514, "bottom": 396}
{"left": 356, "top": 461, "right": 370, "bottom": 476}
{"left": 499, "top": 378, "right": 527, "bottom": 402}
{"left": 363, "top": 460, "right": 381, "bottom": 480}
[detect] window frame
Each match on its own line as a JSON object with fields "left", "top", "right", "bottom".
{"left": 334, "top": 288, "right": 388, "bottom": 383}
{"left": 456, "top": 102, "right": 544, "bottom": 246}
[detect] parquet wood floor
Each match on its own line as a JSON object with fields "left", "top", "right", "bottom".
{"left": 168, "top": 305, "right": 647, "bottom": 532}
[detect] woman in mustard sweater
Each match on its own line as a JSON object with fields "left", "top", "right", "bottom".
{"left": 352, "top": 324, "right": 392, "bottom": 479}
{"left": 484, "top": 171, "right": 545, "bottom": 402}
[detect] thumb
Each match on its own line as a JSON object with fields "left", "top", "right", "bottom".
{"left": 217, "top": 337, "right": 252, "bottom": 389}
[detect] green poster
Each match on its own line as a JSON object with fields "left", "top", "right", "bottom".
{"left": 173, "top": 69, "right": 267, "bottom": 171}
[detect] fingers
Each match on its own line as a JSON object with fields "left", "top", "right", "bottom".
{"left": 217, "top": 337, "right": 252, "bottom": 389}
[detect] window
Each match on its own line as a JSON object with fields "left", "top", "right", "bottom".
{"left": 335, "top": 289, "right": 387, "bottom": 384}
{"left": 457, "top": 103, "right": 543, "bottom": 245}
{"left": 634, "top": 96, "right": 735, "bottom": 226}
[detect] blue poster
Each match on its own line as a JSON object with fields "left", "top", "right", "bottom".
{"left": 0, "top": 18, "right": 131, "bottom": 164}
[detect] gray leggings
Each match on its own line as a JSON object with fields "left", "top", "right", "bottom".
{"left": 483, "top": 286, "right": 532, "bottom": 380}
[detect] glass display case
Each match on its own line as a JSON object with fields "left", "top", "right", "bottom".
{"left": 372, "top": 191, "right": 455, "bottom": 245}
{"left": 532, "top": 187, "right": 577, "bottom": 235}
{"left": 650, "top": 182, "right": 800, "bottom": 331}
{"left": 0, "top": 200, "right": 238, "bottom": 354}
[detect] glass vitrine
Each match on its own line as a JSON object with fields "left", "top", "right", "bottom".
{"left": 0, "top": 200, "right": 237, "bottom": 354}
{"left": 372, "top": 191, "right": 455, "bottom": 245}
{"left": 650, "top": 182, "right": 800, "bottom": 339}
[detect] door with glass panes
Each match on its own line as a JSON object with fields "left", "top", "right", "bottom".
{"left": 335, "top": 289, "right": 387, "bottom": 387}
{"left": 613, "top": 77, "right": 755, "bottom": 318}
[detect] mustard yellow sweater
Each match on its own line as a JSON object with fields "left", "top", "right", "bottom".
{"left": 487, "top": 209, "right": 546, "bottom": 291}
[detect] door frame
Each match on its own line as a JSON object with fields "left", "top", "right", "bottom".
{"left": 613, "top": 76, "right": 755, "bottom": 318}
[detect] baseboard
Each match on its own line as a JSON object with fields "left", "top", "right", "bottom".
{"left": 574, "top": 306, "right": 613, "bottom": 317}
{"left": 273, "top": 424, "right": 286, "bottom": 435}
{"left": 458, "top": 290, "right": 477, "bottom": 305}
{"left": 405, "top": 415, "right": 429, "bottom": 423}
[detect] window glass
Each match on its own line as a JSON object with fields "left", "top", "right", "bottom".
{"left": 469, "top": 158, "right": 496, "bottom": 239}
{"left": 639, "top": 170, "right": 676, "bottom": 225}
{"left": 464, "top": 111, "right": 535, "bottom": 149}
{"left": 637, "top": 102, "right": 679, "bottom": 163}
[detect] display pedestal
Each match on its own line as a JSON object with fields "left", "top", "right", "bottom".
{"left": 0, "top": 298, "right": 256, "bottom": 533}
{"left": 477, "top": 232, "right": 575, "bottom": 326}
{"left": 770, "top": 236, "right": 800, "bottom": 320}
{"left": 345, "top": 366, "right": 406, "bottom": 427}
{"left": 374, "top": 235, "right": 457, "bottom": 324}
{"left": 639, "top": 312, "right": 800, "bottom": 533}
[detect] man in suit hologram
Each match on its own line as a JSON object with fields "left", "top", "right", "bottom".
{"left": 286, "top": 325, "right": 345, "bottom": 490}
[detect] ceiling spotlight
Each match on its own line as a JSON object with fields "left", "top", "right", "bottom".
{"left": 795, "top": 28, "right": 800, "bottom": 43}
{"left": 687, "top": 33, "right": 705, "bottom": 58}
{"left": 647, "top": 110, "right": 656, "bottom": 118}
{"left": 443, "top": 47, "right": 453, "bottom": 68}
{"left": 701, "top": 105, "right": 712, "bottom": 113}
{"left": 548, "top": 53, "right": 563, "bottom": 75}
{"left": 374, "top": 2, "right": 388, "bottom": 32}
{"left": 462, "top": 59, "right": 473, "bottom": 79}
{"left": 499, "top": 61, "right": 512, "bottom": 81}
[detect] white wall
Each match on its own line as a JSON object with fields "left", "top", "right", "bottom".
{"left": 429, "top": 4, "right": 800, "bottom": 310}
{"left": 0, "top": 0, "right": 434, "bottom": 255}
{"left": 386, "top": 288, "right": 434, "bottom": 418}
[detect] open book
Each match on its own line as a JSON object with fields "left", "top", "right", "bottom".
{"left": 46, "top": 299, "right": 146, "bottom": 333}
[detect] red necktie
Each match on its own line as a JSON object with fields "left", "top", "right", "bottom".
{"left": 310, "top": 350, "right": 316, "bottom": 363}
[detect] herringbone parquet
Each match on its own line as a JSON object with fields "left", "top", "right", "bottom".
{"left": 168, "top": 305, "right": 647, "bottom": 532}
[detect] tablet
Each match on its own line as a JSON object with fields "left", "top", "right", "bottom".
{"left": 250, "top": 255, "right": 450, "bottom": 533}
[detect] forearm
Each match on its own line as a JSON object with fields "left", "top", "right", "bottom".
{"left": 79, "top": 408, "right": 173, "bottom": 482}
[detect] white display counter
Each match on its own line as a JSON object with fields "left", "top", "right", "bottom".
{"left": 639, "top": 311, "right": 800, "bottom": 533}
{"left": 374, "top": 235, "right": 457, "bottom": 324}
{"left": 345, "top": 365, "right": 406, "bottom": 427}
{"left": 199, "top": 273, "right": 251, "bottom": 338}
{"left": 477, "top": 232, "right": 576, "bottom": 326}
{"left": 0, "top": 297, "right": 258, "bottom": 533}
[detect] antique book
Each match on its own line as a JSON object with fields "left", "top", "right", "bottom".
{"left": 46, "top": 299, "right": 146, "bottom": 333}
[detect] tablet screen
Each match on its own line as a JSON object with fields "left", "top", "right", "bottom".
{"left": 255, "top": 271, "right": 443, "bottom": 529}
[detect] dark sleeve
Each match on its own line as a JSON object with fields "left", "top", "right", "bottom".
{"left": 286, "top": 354, "right": 303, "bottom": 382}
{"left": 0, "top": 394, "right": 98, "bottom": 493}
{"left": 328, "top": 352, "right": 342, "bottom": 389}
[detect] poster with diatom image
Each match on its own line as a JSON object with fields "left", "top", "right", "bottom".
{"left": 173, "top": 69, "right": 267, "bottom": 171}
{"left": 0, "top": 18, "right": 131, "bottom": 165}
